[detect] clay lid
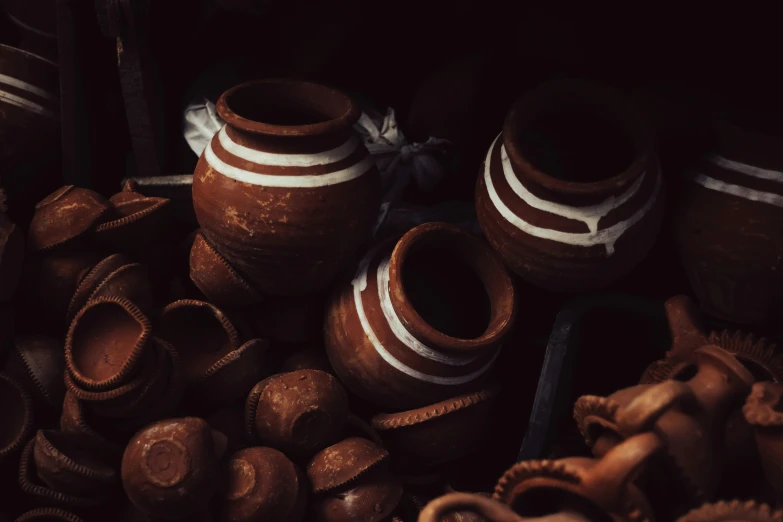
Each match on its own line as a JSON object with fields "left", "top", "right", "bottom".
{"left": 59, "top": 391, "right": 123, "bottom": 458}
{"left": 677, "top": 500, "right": 783, "bottom": 522}
{"left": 744, "top": 382, "right": 783, "bottom": 427}
{"left": 307, "top": 437, "right": 389, "bottom": 493}
{"left": 87, "top": 263, "right": 154, "bottom": 316}
{"left": 14, "top": 508, "right": 85, "bottom": 522}
{"left": 65, "top": 296, "right": 152, "bottom": 390}
{"left": 33, "top": 430, "right": 117, "bottom": 496}
{"left": 4, "top": 335, "right": 65, "bottom": 411}
{"left": 28, "top": 186, "right": 111, "bottom": 251}
{"left": 66, "top": 253, "right": 130, "bottom": 324}
{"left": 0, "top": 212, "right": 24, "bottom": 302}
{"left": 189, "top": 230, "right": 263, "bottom": 308}
{"left": 0, "top": 374, "right": 33, "bottom": 463}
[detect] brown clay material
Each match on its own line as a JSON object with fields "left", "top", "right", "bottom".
{"left": 189, "top": 230, "right": 263, "bottom": 308}
{"left": 86, "top": 263, "right": 155, "bottom": 317}
{"left": 192, "top": 79, "right": 381, "bottom": 297}
{"left": 677, "top": 115, "right": 783, "bottom": 326}
{"left": 0, "top": 211, "right": 24, "bottom": 302}
{"left": 94, "top": 193, "right": 173, "bottom": 254}
{"left": 28, "top": 186, "right": 111, "bottom": 251}
{"left": 663, "top": 295, "right": 708, "bottom": 363}
{"left": 33, "top": 430, "right": 117, "bottom": 496}
{"left": 59, "top": 391, "right": 123, "bottom": 458}
{"left": 65, "top": 296, "right": 152, "bottom": 391}
{"left": 3, "top": 335, "right": 65, "bottom": 412}
{"left": 306, "top": 437, "right": 389, "bottom": 494}
{"left": 325, "top": 222, "right": 516, "bottom": 409}
{"left": 419, "top": 492, "right": 593, "bottom": 522}
{"left": 121, "top": 418, "right": 222, "bottom": 520}
{"left": 14, "top": 507, "right": 86, "bottom": 522}
{"left": 66, "top": 253, "right": 131, "bottom": 325}
{"left": 280, "top": 348, "right": 333, "bottom": 374}
{"left": 246, "top": 369, "right": 349, "bottom": 456}
{"left": 0, "top": 374, "right": 34, "bottom": 465}
{"left": 310, "top": 465, "right": 403, "bottom": 522}
{"left": 371, "top": 384, "right": 499, "bottom": 470}
{"left": 744, "top": 382, "right": 783, "bottom": 506}
{"left": 475, "top": 79, "right": 664, "bottom": 292}
{"left": 676, "top": 500, "right": 783, "bottom": 522}
{"left": 220, "top": 446, "right": 307, "bottom": 522}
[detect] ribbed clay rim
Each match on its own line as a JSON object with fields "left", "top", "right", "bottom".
{"left": 66, "top": 253, "right": 130, "bottom": 323}
{"left": 708, "top": 330, "right": 783, "bottom": 383}
{"left": 162, "top": 299, "right": 241, "bottom": 349}
{"left": 12, "top": 339, "right": 57, "bottom": 408}
{"left": 197, "top": 338, "right": 268, "bottom": 382}
{"left": 64, "top": 356, "right": 150, "bottom": 402}
{"left": 217, "top": 79, "right": 360, "bottom": 137}
{"left": 307, "top": 437, "right": 390, "bottom": 494}
{"left": 743, "top": 382, "right": 783, "bottom": 427}
{"left": 28, "top": 188, "right": 112, "bottom": 252}
{"left": 572, "top": 395, "right": 621, "bottom": 445}
{"left": 86, "top": 263, "right": 147, "bottom": 302}
{"left": 677, "top": 500, "right": 783, "bottom": 522}
{"left": 65, "top": 296, "right": 152, "bottom": 391}
{"left": 59, "top": 392, "right": 121, "bottom": 455}
{"left": 244, "top": 376, "right": 275, "bottom": 439}
{"left": 99, "top": 338, "right": 169, "bottom": 417}
{"left": 15, "top": 507, "right": 86, "bottom": 522}
{"left": 0, "top": 374, "right": 34, "bottom": 459}
{"left": 190, "top": 230, "right": 263, "bottom": 303}
{"left": 94, "top": 196, "right": 170, "bottom": 233}
{"left": 35, "top": 430, "right": 116, "bottom": 481}
{"left": 371, "top": 384, "right": 499, "bottom": 430}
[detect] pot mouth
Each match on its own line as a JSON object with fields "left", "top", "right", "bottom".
{"left": 217, "top": 79, "right": 360, "bottom": 137}
{"left": 388, "top": 223, "right": 516, "bottom": 352}
{"left": 503, "top": 79, "right": 653, "bottom": 199}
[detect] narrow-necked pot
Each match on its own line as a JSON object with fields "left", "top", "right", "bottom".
{"left": 325, "top": 222, "right": 516, "bottom": 409}
{"left": 0, "top": 211, "right": 24, "bottom": 302}
{"left": 744, "top": 382, "right": 783, "bottom": 506}
{"left": 476, "top": 79, "right": 664, "bottom": 291}
{"left": 192, "top": 79, "right": 382, "bottom": 296}
{"left": 0, "top": 374, "right": 34, "bottom": 466}
{"left": 33, "top": 430, "right": 117, "bottom": 496}
{"left": 3, "top": 335, "right": 65, "bottom": 413}
{"left": 28, "top": 186, "right": 111, "bottom": 252}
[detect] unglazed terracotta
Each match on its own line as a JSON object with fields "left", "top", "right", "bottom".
{"left": 419, "top": 493, "right": 593, "bottom": 522}
{"left": 33, "top": 430, "right": 117, "bottom": 496}
{"left": 676, "top": 500, "right": 783, "bottom": 522}
{"left": 325, "top": 222, "right": 516, "bottom": 409}
{"left": 677, "top": 114, "right": 783, "bottom": 326}
{"left": 661, "top": 295, "right": 709, "bottom": 363}
{"left": 744, "top": 382, "right": 783, "bottom": 506}
{"left": 245, "top": 369, "right": 349, "bottom": 457}
{"left": 28, "top": 186, "right": 111, "bottom": 251}
{"left": 476, "top": 79, "right": 664, "bottom": 292}
{"left": 220, "top": 446, "right": 307, "bottom": 522}
{"left": 192, "top": 79, "right": 381, "bottom": 297}
{"left": 307, "top": 437, "right": 389, "bottom": 493}
{"left": 59, "top": 391, "right": 123, "bottom": 458}
{"left": 371, "top": 384, "right": 499, "bottom": 470}
{"left": 66, "top": 253, "right": 131, "bottom": 324}
{"left": 14, "top": 508, "right": 86, "bottom": 522}
{"left": 0, "top": 209, "right": 24, "bottom": 303}
{"left": 3, "top": 335, "right": 66, "bottom": 412}
{"left": 95, "top": 187, "right": 172, "bottom": 255}
{"left": 0, "top": 373, "right": 33, "bottom": 466}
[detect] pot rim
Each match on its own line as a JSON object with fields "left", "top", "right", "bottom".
{"left": 35, "top": 429, "right": 116, "bottom": 481}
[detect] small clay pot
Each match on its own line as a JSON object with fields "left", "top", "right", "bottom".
{"left": 371, "top": 384, "right": 499, "bottom": 470}
{"left": 307, "top": 437, "right": 389, "bottom": 494}
{"left": 325, "top": 222, "right": 516, "bottom": 409}
{"left": 3, "top": 335, "right": 65, "bottom": 412}
{"left": 33, "top": 430, "right": 117, "bottom": 496}
{"left": 28, "top": 186, "right": 111, "bottom": 251}
{"left": 59, "top": 391, "right": 123, "bottom": 458}
{"left": 744, "top": 382, "right": 783, "bottom": 506}
{"left": 0, "top": 211, "right": 24, "bottom": 302}
{"left": 189, "top": 230, "right": 263, "bottom": 308}
{"left": 121, "top": 418, "right": 225, "bottom": 520}
{"left": 419, "top": 493, "right": 594, "bottom": 522}
{"left": 245, "top": 369, "right": 349, "bottom": 456}
{"left": 0, "top": 374, "right": 34, "bottom": 466}
{"left": 220, "top": 446, "right": 307, "bottom": 522}
{"left": 65, "top": 253, "right": 131, "bottom": 325}
{"left": 65, "top": 296, "right": 152, "bottom": 391}
{"left": 85, "top": 263, "right": 155, "bottom": 317}
{"left": 14, "top": 508, "right": 85, "bottom": 522}
{"left": 676, "top": 500, "right": 783, "bottom": 522}
{"left": 94, "top": 192, "right": 173, "bottom": 255}
{"left": 310, "top": 465, "right": 403, "bottom": 522}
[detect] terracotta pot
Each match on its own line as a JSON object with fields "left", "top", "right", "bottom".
{"left": 676, "top": 500, "right": 783, "bottom": 522}
{"left": 3, "top": 334, "right": 65, "bottom": 412}
{"left": 0, "top": 373, "right": 33, "bottom": 466}
{"left": 14, "top": 508, "right": 86, "bottom": 522}
{"left": 743, "top": 382, "right": 783, "bottom": 506}
{"left": 371, "top": 384, "right": 499, "bottom": 470}
{"left": 0, "top": 211, "right": 24, "bottom": 302}
{"left": 677, "top": 115, "right": 783, "bottom": 326}
{"left": 84, "top": 263, "right": 155, "bottom": 317}
{"left": 419, "top": 493, "right": 593, "bottom": 522}
{"left": 66, "top": 253, "right": 131, "bottom": 325}
{"left": 28, "top": 186, "right": 111, "bottom": 252}
{"left": 95, "top": 191, "right": 172, "bottom": 255}
{"left": 493, "top": 433, "right": 662, "bottom": 522}
{"left": 325, "top": 222, "right": 516, "bottom": 409}
{"left": 59, "top": 391, "right": 123, "bottom": 459}
{"left": 220, "top": 446, "right": 307, "bottom": 522}
{"left": 475, "top": 79, "right": 664, "bottom": 292}
{"left": 307, "top": 437, "right": 389, "bottom": 494}
{"left": 192, "top": 79, "right": 381, "bottom": 297}
{"left": 33, "top": 429, "right": 117, "bottom": 496}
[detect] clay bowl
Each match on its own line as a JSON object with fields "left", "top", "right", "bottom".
{"left": 66, "top": 253, "right": 131, "bottom": 325}
{"left": 33, "top": 429, "right": 118, "bottom": 496}
{"left": 189, "top": 230, "right": 263, "bottom": 309}
{"left": 307, "top": 437, "right": 390, "bottom": 494}
{"left": 371, "top": 384, "right": 499, "bottom": 470}
{"left": 0, "top": 374, "right": 34, "bottom": 466}
{"left": 0, "top": 211, "right": 24, "bottom": 303}
{"left": 676, "top": 500, "right": 783, "bottom": 522}
{"left": 28, "top": 186, "right": 111, "bottom": 252}
{"left": 14, "top": 508, "right": 85, "bottom": 522}
{"left": 3, "top": 335, "right": 65, "bottom": 413}
{"left": 84, "top": 263, "right": 154, "bottom": 317}
{"left": 220, "top": 446, "right": 308, "bottom": 522}
{"left": 94, "top": 193, "right": 173, "bottom": 254}
{"left": 65, "top": 296, "right": 152, "bottom": 391}
{"left": 245, "top": 369, "right": 349, "bottom": 457}
{"left": 59, "top": 391, "right": 124, "bottom": 459}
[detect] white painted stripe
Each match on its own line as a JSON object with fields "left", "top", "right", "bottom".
{"left": 500, "top": 141, "right": 645, "bottom": 233}
{"left": 708, "top": 154, "right": 783, "bottom": 183}
{"left": 376, "top": 256, "right": 481, "bottom": 366}
{"left": 205, "top": 140, "right": 374, "bottom": 188}
{"left": 484, "top": 135, "right": 661, "bottom": 255}
{"left": 692, "top": 171, "right": 783, "bottom": 208}
{"left": 218, "top": 126, "right": 358, "bottom": 167}
{"left": 0, "top": 89, "right": 57, "bottom": 118}
{"left": 0, "top": 74, "right": 57, "bottom": 102}
{"left": 351, "top": 251, "right": 498, "bottom": 385}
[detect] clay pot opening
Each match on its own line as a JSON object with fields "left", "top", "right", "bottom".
{"left": 509, "top": 487, "right": 613, "bottom": 522}
{"left": 0, "top": 376, "right": 30, "bottom": 453}
{"left": 389, "top": 223, "right": 515, "bottom": 351}
{"left": 217, "top": 79, "right": 360, "bottom": 136}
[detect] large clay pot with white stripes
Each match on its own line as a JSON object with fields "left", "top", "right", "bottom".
{"left": 475, "top": 80, "right": 664, "bottom": 292}
{"left": 677, "top": 114, "right": 783, "bottom": 326}
{"left": 192, "top": 79, "right": 381, "bottom": 296}
{"left": 324, "top": 222, "right": 516, "bottom": 410}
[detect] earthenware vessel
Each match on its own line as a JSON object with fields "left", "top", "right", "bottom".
{"left": 744, "top": 382, "right": 783, "bottom": 506}
{"left": 493, "top": 433, "right": 661, "bottom": 522}
{"left": 3, "top": 335, "right": 66, "bottom": 413}
{"left": 0, "top": 374, "right": 33, "bottom": 467}
{"left": 245, "top": 369, "right": 348, "bottom": 456}
{"left": 419, "top": 493, "right": 593, "bottom": 522}
{"left": 59, "top": 391, "right": 123, "bottom": 458}
{"left": 189, "top": 230, "right": 262, "bottom": 308}
{"left": 66, "top": 253, "right": 131, "bottom": 324}
{"left": 0, "top": 209, "right": 24, "bottom": 302}
{"left": 371, "top": 384, "right": 498, "bottom": 470}
{"left": 192, "top": 79, "right": 381, "bottom": 296}
{"left": 325, "top": 222, "right": 516, "bottom": 409}
{"left": 121, "top": 418, "right": 225, "bottom": 520}
{"left": 220, "top": 446, "right": 307, "bottom": 522}
{"left": 28, "top": 186, "right": 111, "bottom": 252}
{"left": 84, "top": 263, "right": 155, "bottom": 317}
{"left": 14, "top": 508, "right": 86, "bottom": 522}
{"left": 475, "top": 79, "right": 664, "bottom": 291}
{"left": 33, "top": 430, "right": 117, "bottom": 496}
{"left": 95, "top": 186, "right": 172, "bottom": 254}
{"left": 676, "top": 500, "right": 783, "bottom": 522}
{"left": 677, "top": 114, "right": 783, "bottom": 326}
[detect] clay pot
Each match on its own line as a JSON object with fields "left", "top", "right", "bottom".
{"left": 14, "top": 508, "right": 86, "bottom": 522}
{"left": 493, "top": 433, "right": 661, "bottom": 522}
{"left": 33, "top": 430, "right": 117, "bottom": 496}
{"left": 3, "top": 334, "right": 65, "bottom": 412}
{"left": 743, "top": 382, "right": 783, "bottom": 506}
{"left": 66, "top": 253, "right": 131, "bottom": 324}
{"left": 83, "top": 263, "right": 154, "bottom": 317}
{"left": 59, "top": 391, "right": 123, "bottom": 458}
{"left": 0, "top": 374, "right": 33, "bottom": 466}
{"left": 475, "top": 79, "right": 664, "bottom": 292}
{"left": 307, "top": 437, "right": 389, "bottom": 493}
{"left": 28, "top": 186, "right": 111, "bottom": 252}
{"left": 677, "top": 115, "right": 783, "bottom": 326}
{"left": 0, "top": 211, "right": 24, "bottom": 302}
{"left": 121, "top": 418, "right": 225, "bottom": 520}
{"left": 95, "top": 191, "right": 172, "bottom": 252}
{"left": 220, "top": 446, "right": 307, "bottom": 522}
{"left": 65, "top": 296, "right": 153, "bottom": 391}
{"left": 676, "top": 500, "right": 783, "bottom": 522}
{"left": 419, "top": 493, "right": 593, "bottom": 522}
{"left": 371, "top": 384, "right": 499, "bottom": 470}
{"left": 189, "top": 230, "right": 262, "bottom": 309}
{"left": 325, "top": 222, "right": 516, "bottom": 410}
{"left": 192, "top": 79, "right": 381, "bottom": 297}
